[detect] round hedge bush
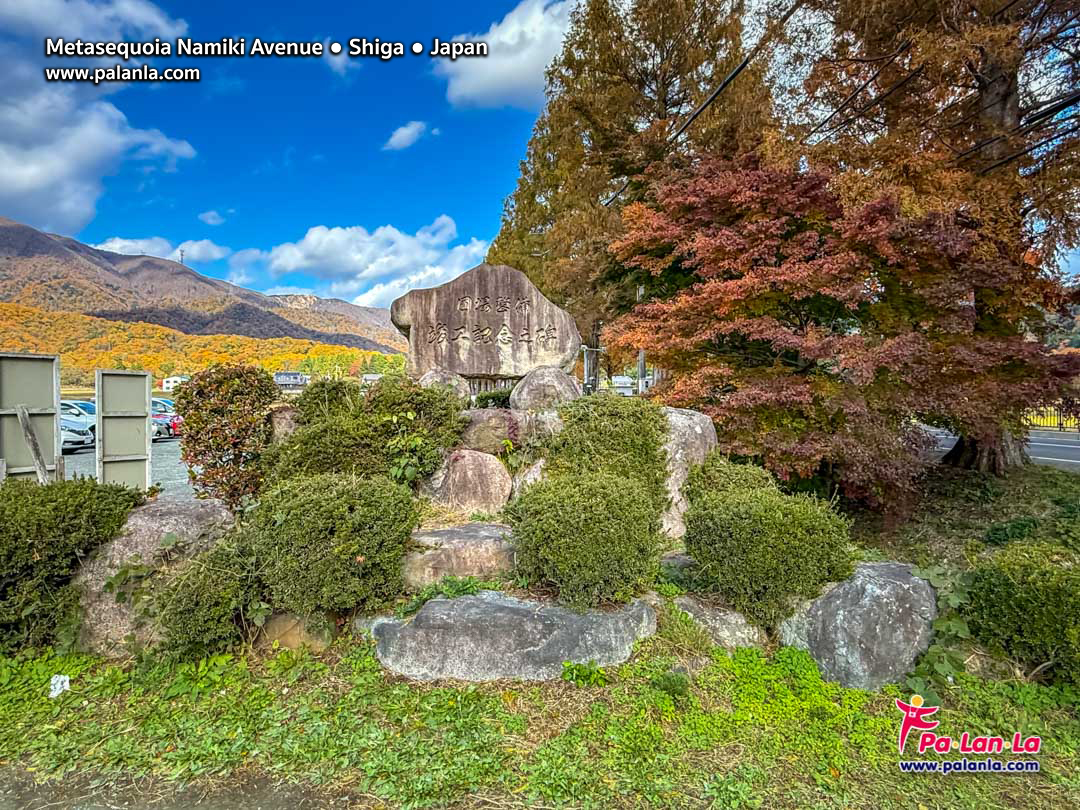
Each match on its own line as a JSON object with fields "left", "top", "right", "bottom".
{"left": 156, "top": 539, "right": 258, "bottom": 658}
{"left": 261, "top": 416, "right": 399, "bottom": 484}
{"left": 295, "top": 378, "right": 364, "bottom": 424}
{"left": 546, "top": 395, "right": 670, "bottom": 519}
{"left": 684, "top": 489, "right": 852, "bottom": 628}
{"left": 0, "top": 478, "right": 144, "bottom": 651}
{"left": 247, "top": 473, "right": 419, "bottom": 616}
{"left": 684, "top": 451, "right": 777, "bottom": 506}
{"left": 507, "top": 472, "right": 662, "bottom": 608}
{"left": 968, "top": 543, "right": 1080, "bottom": 685}
{"left": 174, "top": 364, "right": 279, "bottom": 506}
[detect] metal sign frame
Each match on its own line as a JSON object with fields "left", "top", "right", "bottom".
{"left": 0, "top": 352, "right": 60, "bottom": 482}
{"left": 95, "top": 370, "right": 152, "bottom": 490}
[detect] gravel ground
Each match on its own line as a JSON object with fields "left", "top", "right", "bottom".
{"left": 64, "top": 438, "right": 195, "bottom": 500}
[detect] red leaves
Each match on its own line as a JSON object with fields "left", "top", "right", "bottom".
{"left": 606, "top": 157, "right": 1077, "bottom": 504}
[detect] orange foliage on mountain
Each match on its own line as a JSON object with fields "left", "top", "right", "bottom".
{"left": 0, "top": 302, "right": 403, "bottom": 386}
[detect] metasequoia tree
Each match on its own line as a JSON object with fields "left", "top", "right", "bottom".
{"left": 783, "top": 0, "right": 1080, "bottom": 470}
{"left": 606, "top": 158, "right": 1077, "bottom": 500}
{"left": 488, "top": 0, "right": 772, "bottom": 329}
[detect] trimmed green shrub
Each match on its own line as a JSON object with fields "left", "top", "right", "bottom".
{"left": 546, "top": 395, "right": 669, "bottom": 517}
{"left": 363, "top": 374, "right": 466, "bottom": 449}
{"left": 0, "top": 478, "right": 144, "bottom": 650}
{"left": 684, "top": 489, "right": 852, "bottom": 628}
{"left": 261, "top": 416, "right": 399, "bottom": 484}
{"left": 474, "top": 388, "right": 511, "bottom": 409}
{"left": 295, "top": 378, "right": 364, "bottom": 424}
{"left": 684, "top": 451, "right": 777, "bottom": 506}
{"left": 267, "top": 375, "right": 465, "bottom": 488}
{"left": 507, "top": 472, "right": 662, "bottom": 608}
{"left": 247, "top": 474, "right": 419, "bottom": 616}
{"left": 156, "top": 538, "right": 259, "bottom": 659}
{"left": 174, "top": 365, "right": 279, "bottom": 506}
{"left": 968, "top": 543, "right": 1080, "bottom": 685}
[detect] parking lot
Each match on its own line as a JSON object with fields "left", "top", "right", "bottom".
{"left": 65, "top": 437, "right": 195, "bottom": 500}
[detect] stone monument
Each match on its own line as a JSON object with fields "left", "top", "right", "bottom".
{"left": 390, "top": 263, "right": 581, "bottom": 392}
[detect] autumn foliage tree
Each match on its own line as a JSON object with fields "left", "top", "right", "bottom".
{"left": 606, "top": 157, "right": 1078, "bottom": 502}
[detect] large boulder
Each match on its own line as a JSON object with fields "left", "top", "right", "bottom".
{"left": 418, "top": 368, "right": 471, "bottom": 401}
{"left": 403, "top": 523, "right": 515, "bottom": 590}
{"left": 420, "top": 449, "right": 512, "bottom": 515}
{"left": 267, "top": 403, "right": 300, "bottom": 443}
{"left": 260, "top": 613, "right": 336, "bottom": 652}
{"left": 374, "top": 591, "right": 656, "bottom": 681}
{"left": 673, "top": 596, "right": 765, "bottom": 650}
{"left": 660, "top": 407, "right": 718, "bottom": 538}
{"left": 779, "top": 562, "right": 937, "bottom": 690}
{"left": 74, "top": 498, "right": 234, "bottom": 657}
{"left": 509, "top": 367, "right": 581, "bottom": 411}
{"left": 511, "top": 458, "right": 547, "bottom": 499}
{"left": 460, "top": 408, "right": 530, "bottom": 454}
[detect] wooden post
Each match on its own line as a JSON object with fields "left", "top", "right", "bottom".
{"left": 0, "top": 459, "right": 6, "bottom": 483}
{"left": 15, "top": 404, "right": 50, "bottom": 485}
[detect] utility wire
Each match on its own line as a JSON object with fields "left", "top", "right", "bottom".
{"left": 602, "top": 0, "right": 806, "bottom": 207}
{"left": 979, "top": 122, "right": 1080, "bottom": 174}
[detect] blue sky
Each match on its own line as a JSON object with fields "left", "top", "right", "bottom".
{"left": 0, "top": 1, "right": 1075, "bottom": 309}
{"left": 0, "top": 0, "right": 572, "bottom": 306}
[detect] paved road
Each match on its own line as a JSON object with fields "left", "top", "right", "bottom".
{"left": 931, "top": 429, "right": 1080, "bottom": 471}
{"left": 65, "top": 437, "right": 196, "bottom": 500}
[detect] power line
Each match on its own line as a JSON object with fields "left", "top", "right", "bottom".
{"left": 979, "top": 122, "right": 1080, "bottom": 174}
{"left": 602, "top": 0, "right": 806, "bottom": 207}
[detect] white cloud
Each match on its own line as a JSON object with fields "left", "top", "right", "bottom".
{"left": 260, "top": 214, "right": 488, "bottom": 307}
{"left": 175, "top": 239, "right": 230, "bottom": 263}
{"left": 382, "top": 121, "right": 428, "bottom": 151}
{"left": 264, "top": 285, "right": 316, "bottom": 296}
{"left": 322, "top": 37, "right": 359, "bottom": 77}
{"left": 434, "top": 0, "right": 571, "bottom": 109}
{"left": 0, "top": 1, "right": 194, "bottom": 234}
{"left": 92, "top": 236, "right": 174, "bottom": 257}
{"left": 198, "top": 209, "right": 225, "bottom": 225}
{"left": 90, "top": 235, "right": 231, "bottom": 264}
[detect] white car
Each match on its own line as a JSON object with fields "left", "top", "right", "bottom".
{"left": 60, "top": 400, "right": 96, "bottom": 434}
{"left": 60, "top": 417, "right": 94, "bottom": 453}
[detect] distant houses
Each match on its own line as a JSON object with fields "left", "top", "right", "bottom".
{"left": 161, "top": 375, "right": 190, "bottom": 392}
{"left": 273, "top": 371, "right": 311, "bottom": 392}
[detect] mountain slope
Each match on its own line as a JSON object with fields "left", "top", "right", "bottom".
{"left": 0, "top": 302, "right": 403, "bottom": 386}
{"left": 0, "top": 217, "right": 405, "bottom": 352}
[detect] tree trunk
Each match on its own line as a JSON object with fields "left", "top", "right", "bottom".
{"left": 942, "top": 431, "right": 1028, "bottom": 476}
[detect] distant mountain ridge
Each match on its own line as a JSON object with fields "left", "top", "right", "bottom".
{"left": 0, "top": 216, "right": 404, "bottom": 354}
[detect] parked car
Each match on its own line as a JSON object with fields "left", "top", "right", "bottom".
{"left": 60, "top": 417, "right": 94, "bottom": 453}
{"left": 60, "top": 400, "right": 96, "bottom": 434}
{"left": 151, "top": 413, "right": 174, "bottom": 441}
{"left": 153, "top": 397, "right": 175, "bottom": 411}
{"left": 152, "top": 409, "right": 183, "bottom": 438}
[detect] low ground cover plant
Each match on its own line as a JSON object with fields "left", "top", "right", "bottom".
{"left": 0, "top": 478, "right": 144, "bottom": 651}
{"left": 507, "top": 472, "right": 662, "bottom": 608}
{"left": 684, "top": 489, "right": 853, "bottom": 628}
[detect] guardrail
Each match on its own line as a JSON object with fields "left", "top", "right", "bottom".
{"left": 1026, "top": 405, "right": 1079, "bottom": 432}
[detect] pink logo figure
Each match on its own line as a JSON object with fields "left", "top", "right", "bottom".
{"left": 895, "top": 694, "right": 939, "bottom": 753}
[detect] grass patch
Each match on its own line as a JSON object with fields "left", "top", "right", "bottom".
{"left": 1, "top": 634, "right": 1078, "bottom": 808}
{"left": 851, "top": 465, "right": 1080, "bottom": 567}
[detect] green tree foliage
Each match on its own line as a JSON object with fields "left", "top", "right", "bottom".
{"left": 174, "top": 365, "right": 279, "bottom": 507}
{"left": 488, "top": 0, "right": 772, "bottom": 328}
{"left": 507, "top": 473, "right": 662, "bottom": 608}
{"left": 0, "top": 479, "right": 144, "bottom": 650}
{"left": 684, "top": 489, "right": 853, "bottom": 627}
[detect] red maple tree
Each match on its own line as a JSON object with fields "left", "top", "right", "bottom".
{"left": 606, "top": 157, "right": 1078, "bottom": 503}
